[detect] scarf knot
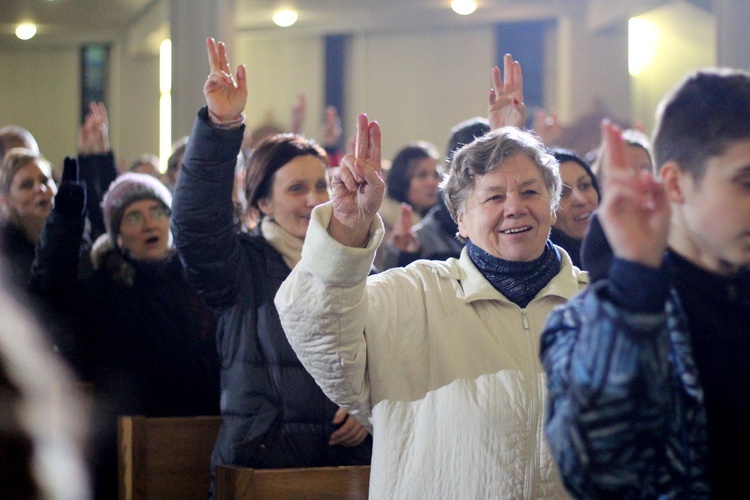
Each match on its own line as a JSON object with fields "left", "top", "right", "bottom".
{"left": 467, "top": 239, "right": 561, "bottom": 308}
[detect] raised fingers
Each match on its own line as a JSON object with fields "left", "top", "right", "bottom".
{"left": 355, "top": 113, "right": 369, "bottom": 161}
{"left": 601, "top": 120, "right": 629, "bottom": 182}
{"left": 503, "top": 53, "right": 514, "bottom": 92}
{"left": 206, "top": 37, "right": 220, "bottom": 72}
{"left": 367, "top": 121, "right": 382, "bottom": 173}
{"left": 491, "top": 65, "right": 503, "bottom": 98}
{"left": 333, "top": 156, "right": 361, "bottom": 192}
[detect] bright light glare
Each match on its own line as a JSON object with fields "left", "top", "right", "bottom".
{"left": 451, "top": 0, "right": 477, "bottom": 16}
{"left": 159, "top": 39, "right": 172, "bottom": 173}
{"left": 628, "top": 17, "right": 658, "bottom": 77}
{"left": 16, "top": 23, "right": 37, "bottom": 40}
{"left": 159, "top": 39, "right": 172, "bottom": 94}
{"left": 273, "top": 9, "right": 298, "bottom": 27}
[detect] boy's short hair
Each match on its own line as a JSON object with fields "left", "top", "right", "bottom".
{"left": 653, "top": 68, "right": 750, "bottom": 181}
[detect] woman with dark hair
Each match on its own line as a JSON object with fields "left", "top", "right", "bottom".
{"left": 171, "top": 37, "right": 371, "bottom": 498}
{"left": 376, "top": 141, "right": 440, "bottom": 269}
{"left": 548, "top": 148, "right": 600, "bottom": 268}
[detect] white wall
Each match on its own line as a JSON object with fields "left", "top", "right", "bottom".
{"left": 108, "top": 42, "right": 161, "bottom": 172}
{"left": 349, "top": 26, "right": 494, "bottom": 163}
{"left": 0, "top": 46, "right": 80, "bottom": 171}
{"left": 235, "top": 35, "right": 325, "bottom": 142}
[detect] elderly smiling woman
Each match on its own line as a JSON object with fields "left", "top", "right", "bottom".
{"left": 276, "top": 115, "right": 588, "bottom": 498}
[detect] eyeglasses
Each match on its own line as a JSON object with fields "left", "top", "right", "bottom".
{"left": 121, "top": 206, "right": 171, "bottom": 227}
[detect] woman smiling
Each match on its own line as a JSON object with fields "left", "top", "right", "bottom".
{"left": 276, "top": 116, "right": 588, "bottom": 497}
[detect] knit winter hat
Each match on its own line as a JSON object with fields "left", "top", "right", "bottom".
{"left": 101, "top": 172, "right": 172, "bottom": 244}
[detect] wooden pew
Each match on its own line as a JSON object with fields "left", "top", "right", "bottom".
{"left": 118, "top": 414, "right": 221, "bottom": 500}
{"left": 216, "top": 464, "right": 371, "bottom": 500}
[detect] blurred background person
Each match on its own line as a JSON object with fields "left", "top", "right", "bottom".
{"left": 31, "top": 165, "right": 220, "bottom": 498}
{"left": 376, "top": 141, "right": 441, "bottom": 270}
{"left": 0, "top": 259, "right": 90, "bottom": 500}
{"left": 127, "top": 153, "right": 160, "bottom": 177}
{"left": 171, "top": 37, "right": 371, "bottom": 498}
{"left": 0, "top": 125, "right": 40, "bottom": 163}
{"left": 0, "top": 148, "right": 57, "bottom": 290}
{"left": 548, "top": 149, "right": 600, "bottom": 269}
{"left": 385, "top": 117, "right": 491, "bottom": 267}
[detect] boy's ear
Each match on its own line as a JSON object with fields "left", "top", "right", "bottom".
{"left": 660, "top": 161, "right": 686, "bottom": 203}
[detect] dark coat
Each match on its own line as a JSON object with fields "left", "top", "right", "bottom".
{"left": 31, "top": 163, "right": 220, "bottom": 499}
{"left": 0, "top": 221, "right": 36, "bottom": 291}
{"left": 172, "top": 108, "right": 371, "bottom": 486}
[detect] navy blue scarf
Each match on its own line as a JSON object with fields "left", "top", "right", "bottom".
{"left": 467, "top": 239, "right": 561, "bottom": 308}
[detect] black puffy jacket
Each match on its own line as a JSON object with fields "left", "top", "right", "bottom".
{"left": 171, "top": 109, "right": 371, "bottom": 492}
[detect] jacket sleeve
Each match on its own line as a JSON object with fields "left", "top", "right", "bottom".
{"left": 30, "top": 188, "right": 86, "bottom": 301}
{"left": 78, "top": 151, "right": 118, "bottom": 240}
{"left": 171, "top": 107, "right": 246, "bottom": 308}
{"left": 540, "top": 258, "right": 674, "bottom": 498}
{"left": 275, "top": 203, "right": 384, "bottom": 430}
{"left": 29, "top": 184, "right": 88, "bottom": 370}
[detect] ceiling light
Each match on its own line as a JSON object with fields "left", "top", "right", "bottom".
{"left": 16, "top": 23, "right": 37, "bottom": 40}
{"left": 273, "top": 9, "right": 298, "bottom": 27}
{"left": 451, "top": 0, "right": 477, "bottom": 16}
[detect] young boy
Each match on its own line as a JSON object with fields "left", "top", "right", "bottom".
{"left": 541, "top": 68, "right": 750, "bottom": 498}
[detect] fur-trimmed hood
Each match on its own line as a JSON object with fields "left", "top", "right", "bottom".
{"left": 90, "top": 233, "right": 177, "bottom": 287}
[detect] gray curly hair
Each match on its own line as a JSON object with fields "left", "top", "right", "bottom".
{"left": 440, "top": 126, "right": 561, "bottom": 222}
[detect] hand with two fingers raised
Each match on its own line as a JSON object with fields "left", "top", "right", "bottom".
{"left": 597, "top": 120, "right": 670, "bottom": 269}
{"left": 203, "top": 37, "right": 247, "bottom": 123}
{"left": 328, "top": 113, "right": 385, "bottom": 247}
{"left": 488, "top": 53, "right": 527, "bottom": 130}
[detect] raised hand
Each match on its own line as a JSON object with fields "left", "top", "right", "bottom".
{"left": 389, "top": 203, "right": 420, "bottom": 253}
{"left": 328, "top": 113, "right": 384, "bottom": 247}
{"left": 204, "top": 37, "right": 247, "bottom": 122}
{"left": 290, "top": 91, "right": 307, "bottom": 135}
{"left": 320, "top": 105, "right": 343, "bottom": 149}
{"left": 598, "top": 120, "right": 670, "bottom": 268}
{"left": 532, "top": 108, "right": 563, "bottom": 147}
{"left": 77, "top": 101, "right": 110, "bottom": 155}
{"left": 488, "top": 53, "right": 527, "bottom": 130}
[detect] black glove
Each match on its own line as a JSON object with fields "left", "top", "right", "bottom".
{"left": 53, "top": 156, "right": 87, "bottom": 218}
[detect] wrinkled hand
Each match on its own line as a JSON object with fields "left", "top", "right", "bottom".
{"left": 320, "top": 106, "right": 343, "bottom": 148}
{"left": 329, "top": 408, "right": 369, "bottom": 447}
{"left": 598, "top": 120, "right": 670, "bottom": 268}
{"left": 204, "top": 37, "right": 247, "bottom": 122}
{"left": 328, "top": 113, "right": 384, "bottom": 247}
{"left": 77, "top": 101, "right": 110, "bottom": 155}
{"left": 488, "top": 53, "right": 527, "bottom": 130}
{"left": 389, "top": 203, "right": 420, "bottom": 253}
{"left": 532, "top": 108, "right": 563, "bottom": 146}
{"left": 291, "top": 91, "right": 307, "bottom": 135}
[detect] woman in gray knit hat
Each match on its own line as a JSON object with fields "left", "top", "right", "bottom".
{"left": 31, "top": 161, "right": 220, "bottom": 498}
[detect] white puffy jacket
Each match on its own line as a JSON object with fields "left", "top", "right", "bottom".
{"left": 276, "top": 203, "right": 587, "bottom": 499}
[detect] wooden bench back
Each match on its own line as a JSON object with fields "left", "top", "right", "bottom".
{"left": 118, "top": 414, "right": 221, "bottom": 500}
{"left": 216, "top": 464, "right": 371, "bottom": 499}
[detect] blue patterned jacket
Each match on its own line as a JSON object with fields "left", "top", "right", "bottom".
{"left": 540, "top": 259, "right": 710, "bottom": 498}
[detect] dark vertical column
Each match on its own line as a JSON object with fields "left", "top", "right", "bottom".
{"left": 324, "top": 34, "right": 349, "bottom": 151}
{"left": 80, "top": 44, "right": 110, "bottom": 123}
{"left": 494, "top": 21, "right": 550, "bottom": 128}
